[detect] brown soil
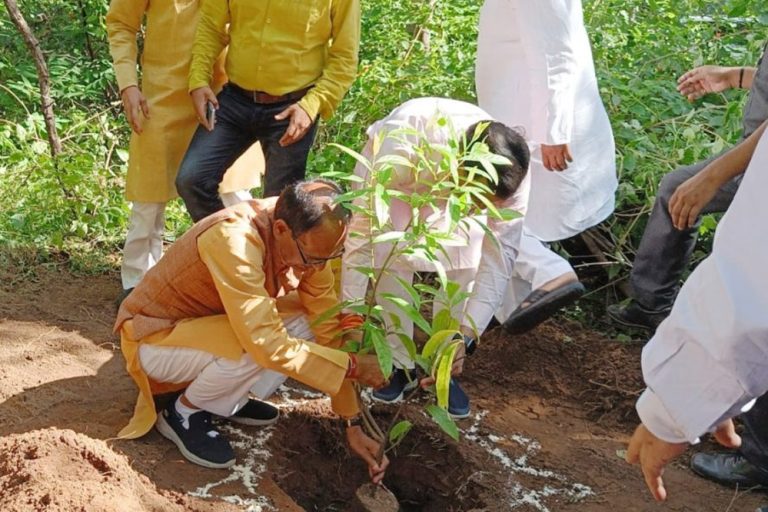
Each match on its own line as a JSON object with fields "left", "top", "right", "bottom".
{"left": 0, "top": 262, "right": 764, "bottom": 511}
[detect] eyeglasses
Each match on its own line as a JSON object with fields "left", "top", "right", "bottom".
{"left": 293, "top": 236, "right": 346, "bottom": 266}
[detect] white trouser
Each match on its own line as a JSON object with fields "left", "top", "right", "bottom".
{"left": 495, "top": 229, "right": 574, "bottom": 321}
{"left": 377, "top": 267, "right": 476, "bottom": 368}
{"left": 120, "top": 191, "right": 253, "bottom": 290}
{"left": 121, "top": 202, "right": 166, "bottom": 290}
{"left": 137, "top": 314, "right": 311, "bottom": 417}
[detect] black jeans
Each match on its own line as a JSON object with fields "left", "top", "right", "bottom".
{"left": 176, "top": 84, "right": 318, "bottom": 221}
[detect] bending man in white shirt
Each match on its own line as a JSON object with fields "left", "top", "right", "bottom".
{"left": 340, "top": 97, "right": 530, "bottom": 419}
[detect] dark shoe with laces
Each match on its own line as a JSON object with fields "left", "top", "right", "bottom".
{"left": 372, "top": 368, "right": 419, "bottom": 403}
{"left": 607, "top": 301, "right": 669, "bottom": 331}
{"left": 155, "top": 401, "right": 235, "bottom": 469}
{"left": 228, "top": 399, "right": 280, "bottom": 426}
{"left": 448, "top": 379, "right": 471, "bottom": 419}
{"left": 691, "top": 452, "right": 768, "bottom": 488}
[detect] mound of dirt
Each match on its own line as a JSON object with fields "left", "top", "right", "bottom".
{"left": 0, "top": 428, "right": 205, "bottom": 512}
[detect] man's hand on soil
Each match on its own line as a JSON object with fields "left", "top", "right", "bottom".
{"left": 626, "top": 423, "right": 688, "bottom": 501}
{"left": 354, "top": 354, "right": 387, "bottom": 389}
{"left": 346, "top": 425, "right": 389, "bottom": 484}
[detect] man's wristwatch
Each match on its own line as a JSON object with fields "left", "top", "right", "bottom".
{"left": 344, "top": 415, "right": 364, "bottom": 428}
{"left": 458, "top": 333, "right": 477, "bottom": 356}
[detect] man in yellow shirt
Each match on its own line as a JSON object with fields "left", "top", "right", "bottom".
{"left": 115, "top": 179, "right": 388, "bottom": 482}
{"left": 105, "top": 0, "right": 263, "bottom": 302}
{"left": 176, "top": 0, "right": 361, "bottom": 221}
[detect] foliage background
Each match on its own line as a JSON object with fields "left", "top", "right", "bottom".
{"left": 0, "top": 0, "right": 766, "bottom": 302}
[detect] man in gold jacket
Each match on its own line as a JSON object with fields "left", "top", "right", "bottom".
{"left": 115, "top": 179, "right": 388, "bottom": 482}
{"left": 106, "top": 0, "right": 264, "bottom": 301}
{"left": 175, "top": 0, "right": 361, "bottom": 221}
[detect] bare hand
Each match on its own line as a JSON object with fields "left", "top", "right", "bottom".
{"left": 677, "top": 65, "right": 735, "bottom": 101}
{"left": 541, "top": 143, "right": 573, "bottom": 171}
{"left": 626, "top": 423, "right": 688, "bottom": 501}
{"left": 120, "top": 86, "right": 150, "bottom": 134}
{"left": 419, "top": 342, "right": 465, "bottom": 388}
{"left": 353, "top": 354, "right": 387, "bottom": 389}
{"left": 346, "top": 425, "right": 390, "bottom": 484}
{"left": 275, "top": 103, "right": 313, "bottom": 146}
{"left": 668, "top": 170, "right": 720, "bottom": 230}
{"left": 190, "top": 86, "right": 218, "bottom": 131}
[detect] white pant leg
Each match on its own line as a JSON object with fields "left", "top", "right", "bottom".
{"left": 122, "top": 202, "right": 166, "bottom": 289}
{"left": 221, "top": 189, "right": 253, "bottom": 207}
{"left": 137, "top": 314, "right": 314, "bottom": 417}
{"left": 375, "top": 267, "right": 415, "bottom": 369}
{"left": 495, "top": 229, "right": 574, "bottom": 320}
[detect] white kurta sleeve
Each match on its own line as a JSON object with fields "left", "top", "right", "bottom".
{"left": 637, "top": 129, "right": 768, "bottom": 443}
{"left": 515, "top": 0, "right": 578, "bottom": 145}
{"left": 462, "top": 216, "right": 524, "bottom": 332}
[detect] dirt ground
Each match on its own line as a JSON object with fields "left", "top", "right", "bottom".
{"left": 0, "top": 262, "right": 764, "bottom": 512}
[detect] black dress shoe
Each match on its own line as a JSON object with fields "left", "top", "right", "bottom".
{"left": 606, "top": 301, "right": 669, "bottom": 331}
{"left": 691, "top": 452, "right": 768, "bottom": 488}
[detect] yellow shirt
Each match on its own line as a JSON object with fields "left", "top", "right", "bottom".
{"left": 189, "top": 0, "right": 360, "bottom": 121}
{"left": 118, "top": 214, "right": 358, "bottom": 439}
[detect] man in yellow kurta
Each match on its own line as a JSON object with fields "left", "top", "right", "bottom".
{"left": 106, "top": 0, "right": 264, "bottom": 300}
{"left": 115, "top": 179, "right": 389, "bottom": 482}
{"left": 175, "top": 0, "right": 361, "bottom": 221}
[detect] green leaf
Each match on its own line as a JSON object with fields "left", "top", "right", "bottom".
{"left": 329, "top": 142, "right": 372, "bottom": 173}
{"left": 394, "top": 333, "right": 418, "bottom": 362}
{"left": 379, "top": 293, "right": 432, "bottom": 335}
{"left": 422, "top": 329, "right": 459, "bottom": 361}
{"left": 388, "top": 420, "right": 413, "bottom": 445}
{"left": 426, "top": 404, "right": 459, "bottom": 441}
{"left": 372, "top": 231, "right": 405, "bottom": 244}
{"left": 435, "top": 341, "right": 460, "bottom": 408}
{"left": 367, "top": 326, "right": 394, "bottom": 379}
{"left": 431, "top": 309, "right": 459, "bottom": 332}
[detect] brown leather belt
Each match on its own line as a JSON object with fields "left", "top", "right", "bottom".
{"left": 228, "top": 82, "right": 312, "bottom": 105}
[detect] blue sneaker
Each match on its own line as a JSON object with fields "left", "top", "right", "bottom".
{"left": 372, "top": 368, "right": 418, "bottom": 403}
{"left": 448, "top": 379, "right": 470, "bottom": 419}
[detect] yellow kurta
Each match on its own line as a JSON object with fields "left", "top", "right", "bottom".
{"left": 106, "top": 0, "right": 263, "bottom": 203}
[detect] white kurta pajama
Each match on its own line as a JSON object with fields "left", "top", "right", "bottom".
{"left": 340, "top": 98, "right": 529, "bottom": 365}
{"left": 476, "top": 0, "right": 617, "bottom": 314}
{"left": 637, "top": 130, "right": 768, "bottom": 444}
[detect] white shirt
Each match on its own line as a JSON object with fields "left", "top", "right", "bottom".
{"left": 637, "top": 130, "right": 768, "bottom": 443}
{"left": 340, "top": 97, "right": 529, "bottom": 331}
{"left": 476, "top": 0, "right": 617, "bottom": 241}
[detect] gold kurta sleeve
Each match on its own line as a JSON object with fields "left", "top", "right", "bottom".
{"left": 298, "top": 263, "right": 360, "bottom": 417}
{"left": 105, "top": 0, "right": 149, "bottom": 92}
{"left": 197, "top": 220, "right": 354, "bottom": 407}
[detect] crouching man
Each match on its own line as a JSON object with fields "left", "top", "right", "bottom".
{"left": 115, "top": 179, "right": 388, "bottom": 482}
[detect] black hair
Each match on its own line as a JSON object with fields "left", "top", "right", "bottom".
{"left": 274, "top": 178, "right": 351, "bottom": 236}
{"left": 464, "top": 121, "right": 529, "bottom": 200}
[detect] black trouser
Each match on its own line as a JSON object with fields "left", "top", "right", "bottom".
{"left": 628, "top": 155, "right": 742, "bottom": 312}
